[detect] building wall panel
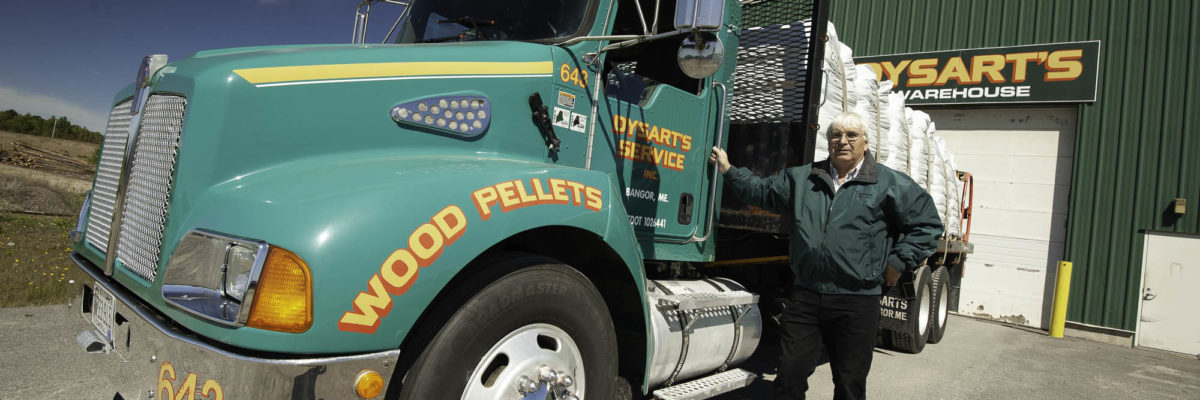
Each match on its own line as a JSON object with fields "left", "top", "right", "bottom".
{"left": 830, "top": 0, "right": 1200, "bottom": 331}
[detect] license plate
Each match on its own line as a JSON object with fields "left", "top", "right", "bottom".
{"left": 90, "top": 284, "right": 116, "bottom": 342}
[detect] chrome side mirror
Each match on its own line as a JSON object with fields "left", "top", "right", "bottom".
{"left": 674, "top": 0, "right": 725, "bottom": 31}
{"left": 677, "top": 32, "right": 724, "bottom": 79}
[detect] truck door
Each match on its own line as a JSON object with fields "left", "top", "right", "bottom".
{"left": 598, "top": 23, "right": 723, "bottom": 261}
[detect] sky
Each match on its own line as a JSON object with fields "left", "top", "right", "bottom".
{"left": 0, "top": 1, "right": 377, "bottom": 132}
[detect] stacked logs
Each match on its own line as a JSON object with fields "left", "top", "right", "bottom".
{"left": 0, "top": 141, "right": 95, "bottom": 179}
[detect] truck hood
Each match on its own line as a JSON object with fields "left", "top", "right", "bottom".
{"left": 82, "top": 39, "right": 563, "bottom": 348}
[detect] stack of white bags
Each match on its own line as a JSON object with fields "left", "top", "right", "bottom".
{"left": 814, "top": 22, "right": 964, "bottom": 238}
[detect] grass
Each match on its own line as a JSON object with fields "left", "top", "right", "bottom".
{"left": 0, "top": 212, "right": 88, "bottom": 308}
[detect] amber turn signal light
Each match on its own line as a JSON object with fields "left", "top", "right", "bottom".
{"left": 247, "top": 246, "right": 313, "bottom": 333}
{"left": 355, "top": 370, "right": 384, "bottom": 398}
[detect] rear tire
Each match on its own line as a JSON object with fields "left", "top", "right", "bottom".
{"left": 397, "top": 258, "right": 618, "bottom": 399}
{"left": 888, "top": 267, "right": 932, "bottom": 354}
{"left": 927, "top": 267, "right": 950, "bottom": 344}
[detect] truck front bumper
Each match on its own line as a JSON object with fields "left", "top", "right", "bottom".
{"left": 68, "top": 253, "right": 399, "bottom": 399}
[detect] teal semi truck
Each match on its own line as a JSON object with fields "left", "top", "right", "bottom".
{"left": 66, "top": 0, "right": 973, "bottom": 398}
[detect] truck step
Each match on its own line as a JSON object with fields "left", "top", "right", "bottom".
{"left": 653, "top": 368, "right": 757, "bottom": 400}
{"left": 656, "top": 291, "right": 759, "bottom": 311}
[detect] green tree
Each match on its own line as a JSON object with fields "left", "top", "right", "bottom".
{"left": 0, "top": 109, "right": 102, "bottom": 143}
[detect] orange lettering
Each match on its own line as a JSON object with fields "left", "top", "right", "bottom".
{"left": 612, "top": 115, "right": 628, "bottom": 135}
{"left": 1045, "top": 49, "right": 1083, "bottom": 82}
{"left": 159, "top": 362, "right": 177, "bottom": 400}
{"left": 970, "top": 54, "right": 1006, "bottom": 83}
{"left": 585, "top": 186, "right": 603, "bottom": 211}
{"left": 514, "top": 179, "right": 537, "bottom": 203}
{"left": 174, "top": 370, "right": 198, "bottom": 400}
{"left": 565, "top": 181, "right": 586, "bottom": 206}
{"left": 409, "top": 223, "right": 443, "bottom": 266}
{"left": 907, "top": 58, "right": 938, "bottom": 87}
{"left": 433, "top": 205, "right": 466, "bottom": 245}
{"left": 880, "top": 60, "right": 912, "bottom": 84}
{"left": 549, "top": 179, "right": 570, "bottom": 204}
{"left": 201, "top": 380, "right": 224, "bottom": 400}
{"left": 496, "top": 181, "right": 521, "bottom": 210}
{"left": 1005, "top": 52, "right": 1041, "bottom": 83}
{"left": 472, "top": 187, "right": 498, "bottom": 221}
{"left": 934, "top": 57, "right": 972, "bottom": 85}
{"left": 531, "top": 178, "right": 555, "bottom": 201}
{"left": 380, "top": 249, "right": 420, "bottom": 295}
{"left": 338, "top": 275, "right": 393, "bottom": 334}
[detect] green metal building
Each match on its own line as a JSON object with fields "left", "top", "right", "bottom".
{"left": 828, "top": 0, "right": 1199, "bottom": 353}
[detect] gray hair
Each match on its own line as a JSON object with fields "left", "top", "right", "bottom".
{"left": 829, "top": 112, "right": 868, "bottom": 140}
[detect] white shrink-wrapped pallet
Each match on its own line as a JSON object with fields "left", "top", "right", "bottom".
{"left": 882, "top": 93, "right": 908, "bottom": 171}
{"left": 814, "top": 23, "right": 857, "bottom": 161}
{"left": 870, "top": 81, "right": 893, "bottom": 162}
{"left": 928, "top": 136, "right": 949, "bottom": 228}
{"left": 852, "top": 65, "right": 881, "bottom": 158}
{"left": 907, "top": 110, "right": 932, "bottom": 190}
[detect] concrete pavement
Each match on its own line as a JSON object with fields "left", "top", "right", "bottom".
{"left": 2, "top": 304, "right": 1197, "bottom": 399}
{"left": 714, "top": 313, "right": 1200, "bottom": 399}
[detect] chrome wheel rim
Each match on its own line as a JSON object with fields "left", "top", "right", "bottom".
{"left": 919, "top": 286, "right": 932, "bottom": 336}
{"left": 937, "top": 280, "right": 949, "bottom": 327}
{"left": 462, "top": 323, "right": 585, "bottom": 400}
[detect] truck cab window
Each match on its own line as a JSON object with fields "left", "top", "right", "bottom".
{"left": 398, "top": 0, "right": 593, "bottom": 43}
{"left": 604, "top": 0, "right": 703, "bottom": 104}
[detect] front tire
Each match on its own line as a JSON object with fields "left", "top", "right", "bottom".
{"left": 397, "top": 258, "right": 618, "bottom": 400}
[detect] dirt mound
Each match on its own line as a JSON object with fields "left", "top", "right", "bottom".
{"left": 0, "top": 175, "right": 80, "bottom": 216}
{"left": 0, "top": 131, "right": 93, "bottom": 215}
{"left": 0, "top": 131, "right": 98, "bottom": 164}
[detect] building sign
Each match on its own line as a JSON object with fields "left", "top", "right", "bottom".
{"left": 856, "top": 41, "right": 1100, "bottom": 105}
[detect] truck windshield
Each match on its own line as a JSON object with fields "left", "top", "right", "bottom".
{"left": 399, "top": 0, "right": 592, "bottom": 43}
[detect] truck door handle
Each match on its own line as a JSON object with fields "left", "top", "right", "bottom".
{"left": 678, "top": 193, "right": 694, "bottom": 224}
{"left": 1143, "top": 293, "right": 1156, "bottom": 301}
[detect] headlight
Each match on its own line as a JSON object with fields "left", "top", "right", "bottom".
{"left": 162, "top": 230, "right": 311, "bottom": 332}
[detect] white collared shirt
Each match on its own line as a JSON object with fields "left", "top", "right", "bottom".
{"left": 829, "top": 158, "right": 864, "bottom": 193}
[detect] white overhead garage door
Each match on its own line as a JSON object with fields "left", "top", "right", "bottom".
{"left": 925, "top": 107, "right": 1075, "bottom": 329}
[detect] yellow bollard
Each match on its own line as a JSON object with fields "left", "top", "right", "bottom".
{"left": 1049, "top": 261, "right": 1073, "bottom": 338}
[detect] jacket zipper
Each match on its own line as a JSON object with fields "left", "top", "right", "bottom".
{"left": 825, "top": 189, "right": 837, "bottom": 233}
{"left": 824, "top": 171, "right": 854, "bottom": 233}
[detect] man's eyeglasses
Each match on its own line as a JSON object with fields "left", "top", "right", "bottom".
{"left": 829, "top": 131, "right": 863, "bottom": 143}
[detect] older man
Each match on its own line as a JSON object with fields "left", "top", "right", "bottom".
{"left": 710, "top": 112, "right": 942, "bottom": 399}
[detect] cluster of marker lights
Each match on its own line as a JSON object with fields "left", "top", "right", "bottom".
{"left": 391, "top": 95, "right": 491, "bottom": 137}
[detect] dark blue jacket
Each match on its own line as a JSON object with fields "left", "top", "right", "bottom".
{"left": 723, "top": 153, "right": 943, "bottom": 295}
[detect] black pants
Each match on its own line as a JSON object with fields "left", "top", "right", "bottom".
{"left": 774, "top": 287, "right": 881, "bottom": 400}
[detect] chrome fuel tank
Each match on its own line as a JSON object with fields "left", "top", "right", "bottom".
{"left": 645, "top": 278, "right": 762, "bottom": 387}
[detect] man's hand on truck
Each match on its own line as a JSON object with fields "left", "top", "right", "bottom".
{"left": 709, "top": 146, "right": 731, "bottom": 174}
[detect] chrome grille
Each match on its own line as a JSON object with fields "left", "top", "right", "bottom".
{"left": 116, "top": 95, "right": 187, "bottom": 281}
{"left": 85, "top": 101, "right": 134, "bottom": 253}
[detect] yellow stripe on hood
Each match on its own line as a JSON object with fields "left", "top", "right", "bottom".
{"left": 233, "top": 61, "right": 553, "bottom": 84}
